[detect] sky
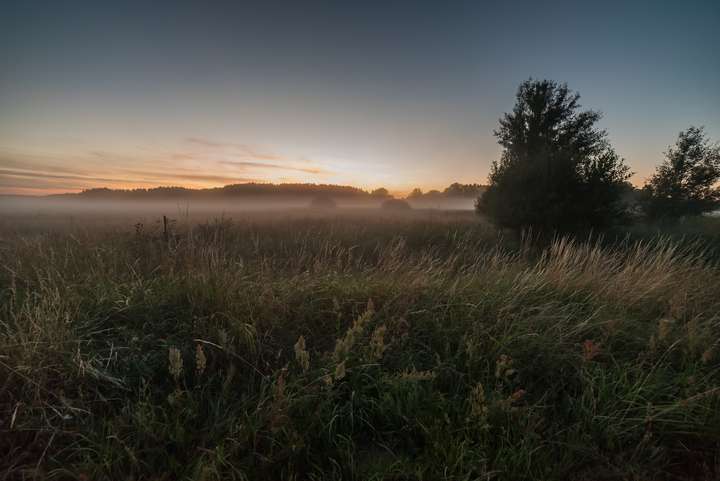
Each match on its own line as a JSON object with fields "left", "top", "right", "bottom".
{"left": 1, "top": 0, "right": 719, "bottom": 196}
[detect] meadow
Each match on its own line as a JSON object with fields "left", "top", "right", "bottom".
{"left": 1, "top": 209, "right": 719, "bottom": 480}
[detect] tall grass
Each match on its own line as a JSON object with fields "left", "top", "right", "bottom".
{"left": 1, "top": 213, "right": 719, "bottom": 480}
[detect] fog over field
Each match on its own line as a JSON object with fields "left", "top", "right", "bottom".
{"left": 0, "top": 183, "right": 482, "bottom": 233}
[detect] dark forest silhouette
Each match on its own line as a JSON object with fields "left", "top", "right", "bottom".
{"left": 47, "top": 182, "right": 485, "bottom": 203}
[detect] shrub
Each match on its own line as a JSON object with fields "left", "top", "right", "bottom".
{"left": 381, "top": 198, "right": 412, "bottom": 211}
{"left": 309, "top": 195, "right": 337, "bottom": 209}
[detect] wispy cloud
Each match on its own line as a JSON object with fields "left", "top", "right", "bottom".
{"left": 0, "top": 154, "right": 96, "bottom": 176}
{"left": 185, "top": 137, "right": 232, "bottom": 148}
{"left": 0, "top": 168, "right": 149, "bottom": 184}
{"left": 120, "top": 169, "right": 258, "bottom": 184}
{"left": 185, "top": 137, "right": 282, "bottom": 161}
{"left": 219, "top": 160, "right": 329, "bottom": 175}
{"left": 0, "top": 176, "right": 82, "bottom": 191}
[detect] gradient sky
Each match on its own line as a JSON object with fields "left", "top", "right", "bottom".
{"left": 1, "top": 0, "right": 719, "bottom": 195}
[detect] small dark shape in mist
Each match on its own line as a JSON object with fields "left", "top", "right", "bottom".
{"left": 381, "top": 198, "right": 412, "bottom": 211}
{"left": 309, "top": 195, "right": 337, "bottom": 209}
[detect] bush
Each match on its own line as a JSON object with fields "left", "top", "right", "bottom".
{"left": 309, "top": 195, "right": 337, "bottom": 209}
{"left": 381, "top": 198, "right": 412, "bottom": 211}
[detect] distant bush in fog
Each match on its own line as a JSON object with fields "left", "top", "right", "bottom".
{"left": 381, "top": 198, "right": 412, "bottom": 210}
{"left": 309, "top": 195, "right": 337, "bottom": 209}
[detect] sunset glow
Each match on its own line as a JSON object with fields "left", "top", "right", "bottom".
{"left": 1, "top": 1, "right": 718, "bottom": 195}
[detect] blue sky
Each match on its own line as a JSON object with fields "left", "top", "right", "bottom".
{"left": 1, "top": 0, "right": 718, "bottom": 194}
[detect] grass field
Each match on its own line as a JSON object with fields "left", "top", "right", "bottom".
{"left": 2, "top": 209, "right": 719, "bottom": 480}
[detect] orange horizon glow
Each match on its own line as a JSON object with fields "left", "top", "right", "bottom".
{"left": 0, "top": 136, "right": 499, "bottom": 197}
{"left": 0, "top": 139, "right": 657, "bottom": 197}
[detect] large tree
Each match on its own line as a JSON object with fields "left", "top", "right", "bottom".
{"left": 477, "top": 79, "right": 632, "bottom": 231}
{"left": 642, "top": 126, "right": 720, "bottom": 219}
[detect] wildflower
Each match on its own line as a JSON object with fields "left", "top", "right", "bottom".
{"left": 583, "top": 340, "right": 601, "bottom": 361}
{"left": 195, "top": 343, "right": 207, "bottom": 377}
{"left": 495, "top": 354, "right": 515, "bottom": 379}
{"left": 167, "top": 387, "right": 183, "bottom": 405}
{"left": 168, "top": 347, "right": 183, "bottom": 382}
{"left": 510, "top": 389, "right": 526, "bottom": 403}
{"left": 294, "top": 335, "right": 310, "bottom": 372}
{"left": 369, "top": 325, "right": 387, "bottom": 361}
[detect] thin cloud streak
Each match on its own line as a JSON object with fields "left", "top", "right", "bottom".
{"left": 0, "top": 168, "right": 150, "bottom": 184}
{"left": 185, "top": 137, "right": 282, "bottom": 161}
{"left": 219, "top": 160, "right": 329, "bottom": 175}
{"left": 0, "top": 155, "right": 95, "bottom": 176}
{"left": 0, "top": 142, "right": 331, "bottom": 194}
{"left": 1, "top": 167, "right": 258, "bottom": 190}
{"left": 120, "top": 169, "right": 258, "bottom": 184}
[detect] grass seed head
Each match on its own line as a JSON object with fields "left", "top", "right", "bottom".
{"left": 334, "top": 361, "right": 347, "bottom": 380}
{"left": 195, "top": 343, "right": 207, "bottom": 377}
{"left": 168, "top": 346, "right": 183, "bottom": 382}
{"left": 369, "top": 325, "right": 387, "bottom": 361}
{"left": 658, "top": 318, "right": 674, "bottom": 341}
{"left": 469, "top": 382, "right": 489, "bottom": 424}
{"left": 294, "top": 335, "right": 310, "bottom": 372}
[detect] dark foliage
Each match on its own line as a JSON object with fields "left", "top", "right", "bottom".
{"left": 477, "top": 79, "right": 632, "bottom": 232}
{"left": 443, "top": 182, "right": 485, "bottom": 197}
{"left": 407, "top": 188, "right": 424, "bottom": 199}
{"left": 407, "top": 184, "right": 486, "bottom": 201}
{"left": 641, "top": 126, "right": 720, "bottom": 219}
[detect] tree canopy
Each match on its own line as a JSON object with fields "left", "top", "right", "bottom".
{"left": 642, "top": 126, "right": 720, "bottom": 219}
{"left": 370, "top": 188, "right": 390, "bottom": 198}
{"left": 477, "top": 79, "right": 632, "bottom": 231}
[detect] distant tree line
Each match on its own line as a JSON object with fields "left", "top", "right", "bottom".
{"left": 408, "top": 183, "right": 486, "bottom": 201}
{"left": 56, "top": 182, "right": 487, "bottom": 202}
{"left": 61, "top": 183, "right": 371, "bottom": 199}
{"left": 477, "top": 79, "right": 720, "bottom": 232}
